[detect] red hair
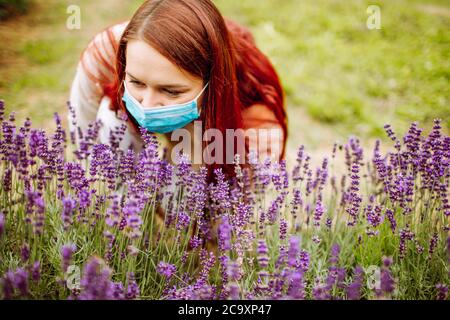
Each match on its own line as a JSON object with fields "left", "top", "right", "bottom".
{"left": 97, "top": 0, "right": 287, "bottom": 180}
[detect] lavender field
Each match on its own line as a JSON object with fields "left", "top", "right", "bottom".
{"left": 0, "top": 99, "right": 448, "bottom": 300}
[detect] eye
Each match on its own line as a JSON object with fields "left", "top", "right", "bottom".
{"left": 163, "top": 88, "right": 181, "bottom": 97}
{"left": 130, "top": 80, "right": 146, "bottom": 88}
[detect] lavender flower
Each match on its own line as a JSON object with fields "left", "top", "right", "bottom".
{"left": 157, "top": 262, "right": 177, "bottom": 279}
{"left": 122, "top": 198, "right": 143, "bottom": 239}
{"left": 30, "top": 261, "right": 40, "bottom": 282}
{"left": 25, "top": 190, "right": 45, "bottom": 234}
{"left": 13, "top": 268, "right": 29, "bottom": 297}
{"left": 218, "top": 215, "right": 232, "bottom": 251}
{"left": 313, "top": 200, "right": 325, "bottom": 227}
{"left": 287, "top": 271, "right": 305, "bottom": 299}
{"left": 257, "top": 239, "right": 269, "bottom": 269}
{"left": 126, "top": 272, "right": 140, "bottom": 300}
{"left": 378, "top": 256, "right": 395, "bottom": 297}
{"left": 1, "top": 271, "right": 15, "bottom": 299}
{"left": 385, "top": 209, "right": 397, "bottom": 233}
{"left": 61, "top": 196, "right": 77, "bottom": 230}
{"left": 346, "top": 266, "right": 364, "bottom": 300}
{"left": 210, "top": 168, "right": 231, "bottom": 213}
{"left": 0, "top": 212, "right": 4, "bottom": 237}
{"left": 21, "top": 243, "right": 30, "bottom": 262}
{"left": 279, "top": 218, "right": 287, "bottom": 240}
{"left": 288, "top": 236, "right": 301, "bottom": 268}
{"left": 78, "top": 256, "right": 114, "bottom": 300}
{"left": 61, "top": 244, "right": 77, "bottom": 273}
{"left": 428, "top": 232, "right": 439, "bottom": 259}
{"left": 399, "top": 225, "right": 415, "bottom": 259}
{"left": 436, "top": 284, "right": 448, "bottom": 300}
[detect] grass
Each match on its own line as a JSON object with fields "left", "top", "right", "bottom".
{"left": 215, "top": 0, "right": 450, "bottom": 137}
{"left": 0, "top": 0, "right": 449, "bottom": 150}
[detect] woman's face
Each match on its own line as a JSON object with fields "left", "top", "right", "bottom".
{"left": 125, "top": 40, "right": 205, "bottom": 110}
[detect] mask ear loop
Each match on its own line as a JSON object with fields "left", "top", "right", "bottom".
{"left": 195, "top": 82, "right": 209, "bottom": 100}
{"left": 195, "top": 82, "right": 209, "bottom": 117}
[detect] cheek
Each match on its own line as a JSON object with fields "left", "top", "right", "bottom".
{"left": 127, "top": 86, "right": 144, "bottom": 102}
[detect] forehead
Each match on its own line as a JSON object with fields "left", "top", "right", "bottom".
{"left": 125, "top": 40, "right": 199, "bottom": 86}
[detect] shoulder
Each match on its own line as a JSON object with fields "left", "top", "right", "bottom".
{"left": 110, "top": 20, "right": 129, "bottom": 41}
{"left": 88, "top": 20, "right": 129, "bottom": 50}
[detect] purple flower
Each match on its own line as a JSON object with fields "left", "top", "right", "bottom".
{"left": 428, "top": 233, "right": 439, "bottom": 259}
{"left": 21, "top": 243, "right": 30, "bottom": 262}
{"left": 329, "top": 244, "right": 341, "bottom": 265}
{"left": 346, "top": 266, "right": 364, "bottom": 300}
{"left": 189, "top": 235, "right": 202, "bottom": 250}
{"left": 105, "top": 193, "right": 122, "bottom": 228}
{"left": 196, "top": 249, "right": 216, "bottom": 287}
{"left": 1, "top": 271, "right": 15, "bottom": 299}
{"left": 383, "top": 256, "right": 393, "bottom": 268}
{"left": 176, "top": 211, "right": 191, "bottom": 231}
{"left": 218, "top": 215, "right": 232, "bottom": 251}
{"left": 122, "top": 198, "right": 143, "bottom": 239}
{"left": 379, "top": 256, "right": 395, "bottom": 296}
{"left": 2, "top": 168, "right": 12, "bottom": 193}
{"left": 313, "top": 200, "right": 325, "bottom": 227}
{"left": 13, "top": 268, "right": 29, "bottom": 297}
{"left": 0, "top": 99, "right": 4, "bottom": 122}
{"left": 227, "top": 260, "right": 242, "bottom": 282}
{"left": 30, "top": 261, "right": 40, "bottom": 282}
{"left": 384, "top": 124, "right": 398, "bottom": 144}
{"left": 288, "top": 236, "right": 301, "bottom": 268}
{"left": 118, "top": 149, "right": 137, "bottom": 181}
{"left": 436, "top": 284, "right": 448, "bottom": 300}
{"left": 290, "top": 188, "right": 302, "bottom": 220}
{"left": 385, "top": 209, "right": 396, "bottom": 233}
{"left": 25, "top": 190, "right": 45, "bottom": 235}
{"left": 366, "top": 205, "right": 383, "bottom": 228}
{"left": 28, "top": 129, "right": 48, "bottom": 158}
{"left": 297, "top": 250, "right": 310, "bottom": 272}
{"left": 61, "top": 196, "right": 77, "bottom": 230}
{"left": 210, "top": 168, "right": 231, "bottom": 213}
{"left": 157, "top": 262, "right": 177, "bottom": 279}
{"left": 0, "top": 212, "right": 5, "bottom": 237}
{"left": 89, "top": 144, "right": 117, "bottom": 190}
{"left": 257, "top": 239, "right": 269, "bottom": 269}
{"left": 287, "top": 271, "right": 305, "bottom": 299}
{"left": 399, "top": 225, "right": 415, "bottom": 259}
{"left": 346, "top": 162, "right": 362, "bottom": 226}
{"left": 61, "top": 244, "right": 77, "bottom": 273}
{"left": 112, "top": 282, "right": 125, "bottom": 300}
{"left": 64, "top": 162, "right": 89, "bottom": 191}
{"left": 447, "top": 236, "right": 450, "bottom": 264}
{"left": 78, "top": 189, "right": 92, "bottom": 211}
{"left": 279, "top": 218, "right": 288, "bottom": 240}
{"left": 78, "top": 256, "right": 114, "bottom": 300}
{"left": 125, "top": 272, "right": 140, "bottom": 300}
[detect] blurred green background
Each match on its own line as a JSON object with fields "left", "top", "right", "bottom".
{"left": 0, "top": 0, "right": 448, "bottom": 157}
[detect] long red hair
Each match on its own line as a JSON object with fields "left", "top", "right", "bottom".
{"left": 98, "top": 0, "right": 287, "bottom": 180}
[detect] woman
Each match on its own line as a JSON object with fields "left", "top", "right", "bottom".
{"left": 69, "top": 0, "right": 288, "bottom": 181}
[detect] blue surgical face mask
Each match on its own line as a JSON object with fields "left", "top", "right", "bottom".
{"left": 122, "top": 81, "right": 208, "bottom": 134}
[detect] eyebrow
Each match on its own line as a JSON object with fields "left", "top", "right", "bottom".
{"left": 126, "top": 72, "right": 190, "bottom": 90}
